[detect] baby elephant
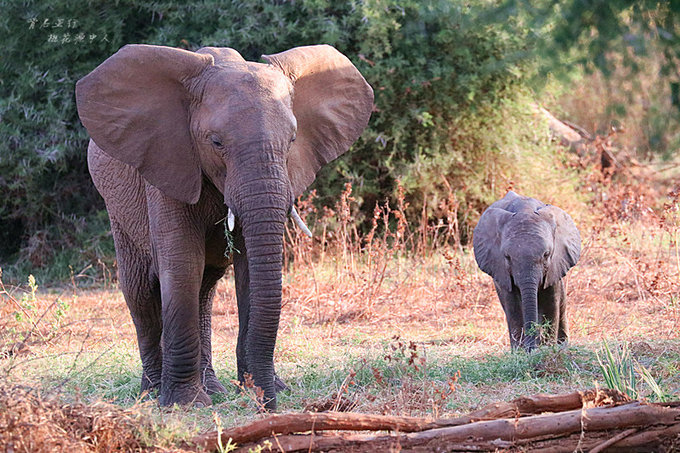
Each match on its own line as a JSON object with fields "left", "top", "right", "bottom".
{"left": 473, "top": 191, "right": 581, "bottom": 351}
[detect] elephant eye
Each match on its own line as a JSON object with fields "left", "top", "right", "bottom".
{"left": 543, "top": 250, "right": 550, "bottom": 258}
{"left": 291, "top": 133, "right": 297, "bottom": 143}
{"left": 210, "top": 135, "right": 224, "bottom": 148}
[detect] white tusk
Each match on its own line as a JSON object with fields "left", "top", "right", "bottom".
{"left": 290, "top": 206, "right": 312, "bottom": 237}
{"left": 227, "top": 208, "right": 235, "bottom": 232}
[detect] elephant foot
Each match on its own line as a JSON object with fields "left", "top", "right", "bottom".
{"left": 521, "top": 334, "right": 539, "bottom": 352}
{"left": 202, "top": 367, "right": 228, "bottom": 395}
{"left": 274, "top": 374, "right": 289, "bottom": 393}
{"left": 159, "top": 383, "right": 212, "bottom": 407}
{"left": 238, "top": 373, "right": 289, "bottom": 393}
{"left": 140, "top": 372, "right": 161, "bottom": 397}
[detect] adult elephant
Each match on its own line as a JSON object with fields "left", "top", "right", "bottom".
{"left": 75, "top": 44, "right": 373, "bottom": 409}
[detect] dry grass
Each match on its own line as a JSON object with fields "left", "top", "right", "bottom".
{"left": 276, "top": 169, "right": 680, "bottom": 347}
{"left": 0, "top": 384, "right": 156, "bottom": 452}
{"left": 0, "top": 148, "right": 678, "bottom": 450}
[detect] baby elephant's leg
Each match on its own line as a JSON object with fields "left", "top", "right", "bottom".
{"left": 538, "top": 280, "right": 567, "bottom": 344}
{"left": 494, "top": 282, "right": 524, "bottom": 350}
{"left": 555, "top": 280, "right": 568, "bottom": 343}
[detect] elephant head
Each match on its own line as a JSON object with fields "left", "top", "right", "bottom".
{"left": 473, "top": 191, "right": 580, "bottom": 350}
{"left": 75, "top": 44, "right": 373, "bottom": 407}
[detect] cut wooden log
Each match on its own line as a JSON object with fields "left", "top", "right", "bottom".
{"left": 375, "top": 402, "right": 676, "bottom": 448}
{"left": 191, "top": 412, "right": 437, "bottom": 449}
{"left": 241, "top": 432, "right": 515, "bottom": 452}
{"left": 463, "top": 387, "right": 628, "bottom": 421}
{"left": 614, "top": 422, "right": 680, "bottom": 448}
{"left": 237, "top": 403, "right": 680, "bottom": 452}
{"left": 188, "top": 388, "right": 628, "bottom": 451}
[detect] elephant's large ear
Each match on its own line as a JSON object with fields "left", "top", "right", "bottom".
{"left": 539, "top": 205, "right": 581, "bottom": 288}
{"left": 76, "top": 44, "right": 214, "bottom": 204}
{"left": 473, "top": 207, "right": 515, "bottom": 292}
{"left": 262, "top": 45, "right": 374, "bottom": 198}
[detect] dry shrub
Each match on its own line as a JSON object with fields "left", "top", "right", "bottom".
{"left": 280, "top": 181, "right": 490, "bottom": 329}
{"left": 546, "top": 44, "right": 680, "bottom": 162}
{"left": 0, "top": 384, "right": 152, "bottom": 452}
{"left": 555, "top": 136, "right": 680, "bottom": 341}
{"left": 302, "top": 369, "right": 360, "bottom": 413}
{"left": 363, "top": 338, "right": 461, "bottom": 419}
{"left": 271, "top": 140, "right": 680, "bottom": 350}
{"left": 298, "top": 339, "right": 462, "bottom": 419}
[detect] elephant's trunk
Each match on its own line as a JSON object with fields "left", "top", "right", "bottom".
{"left": 518, "top": 276, "right": 540, "bottom": 351}
{"left": 231, "top": 157, "right": 290, "bottom": 410}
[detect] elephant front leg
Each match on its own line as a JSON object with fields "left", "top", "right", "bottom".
{"left": 538, "top": 282, "right": 564, "bottom": 345}
{"left": 148, "top": 189, "right": 211, "bottom": 407}
{"left": 157, "top": 268, "right": 211, "bottom": 407}
{"left": 495, "top": 282, "right": 524, "bottom": 350}
{"left": 555, "top": 280, "right": 569, "bottom": 344}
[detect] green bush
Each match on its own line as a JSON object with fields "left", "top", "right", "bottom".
{"left": 0, "top": 0, "right": 160, "bottom": 279}
{"left": 495, "top": 0, "right": 680, "bottom": 159}
{"left": 1, "top": 0, "right": 538, "bottom": 282}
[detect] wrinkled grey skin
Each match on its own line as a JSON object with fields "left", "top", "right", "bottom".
{"left": 75, "top": 44, "right": 373, "bottom": 409}
{"left": 473, "top": 191, "right": 581, "bottom": 351}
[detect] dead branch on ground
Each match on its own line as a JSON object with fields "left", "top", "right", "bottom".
{"left": 189, "top": 388, "right": 680, "bottom": 452}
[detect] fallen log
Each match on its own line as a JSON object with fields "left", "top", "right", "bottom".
{"left": 614, "top": 422, "right": 680, "bottom": 448}
{"left": 193, "top": 412, "right": 437, "bottom": 449}
{"left": 234, "top": 402, "right": 680, "bottom": 452}
{"left": 242, "top": 432, "right": 514, "bottom": 452}
{"left": 463, "top": 387, "right": 628, "bottom": 421}
{"left": 534, "top": 105, "right": 590, "bottom": 153}
{"left": 589, "top": 428, "right": 638, "bottom": 453}
{"left": 189, "top": 388, "right": 626, "bottom": 451}
{"left": 402, "top": 402, "right": 677, "bottom": 446}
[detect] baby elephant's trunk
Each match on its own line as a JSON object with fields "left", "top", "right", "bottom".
{"left": 518, "top": 276, "right": 540, "bottom": 351}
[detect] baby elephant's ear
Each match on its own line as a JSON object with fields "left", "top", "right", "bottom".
{"left": 539, "top": 205, "right": 581, "bottom": 288}
{"left": 473, "top": 207, "right": 514, "bottom": 292}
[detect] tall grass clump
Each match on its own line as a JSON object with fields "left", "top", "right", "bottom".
{"left": 597, "top": 341, "right": 638, "bottom": 399}
{"left": 597, "top": 341, "right": 674, "bottom": 402}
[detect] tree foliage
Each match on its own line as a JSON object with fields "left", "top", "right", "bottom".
{"left": 1, "top": 0, "right": 534, "bottom": 278}
{"left": 0, "top": 0, "right": 157, "bottom": 264}
{"left": 4, "top": 0, "right": 675, "bottom": 280}
{"left": 496, "top": 0, "right": 680, "bottom": 158}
